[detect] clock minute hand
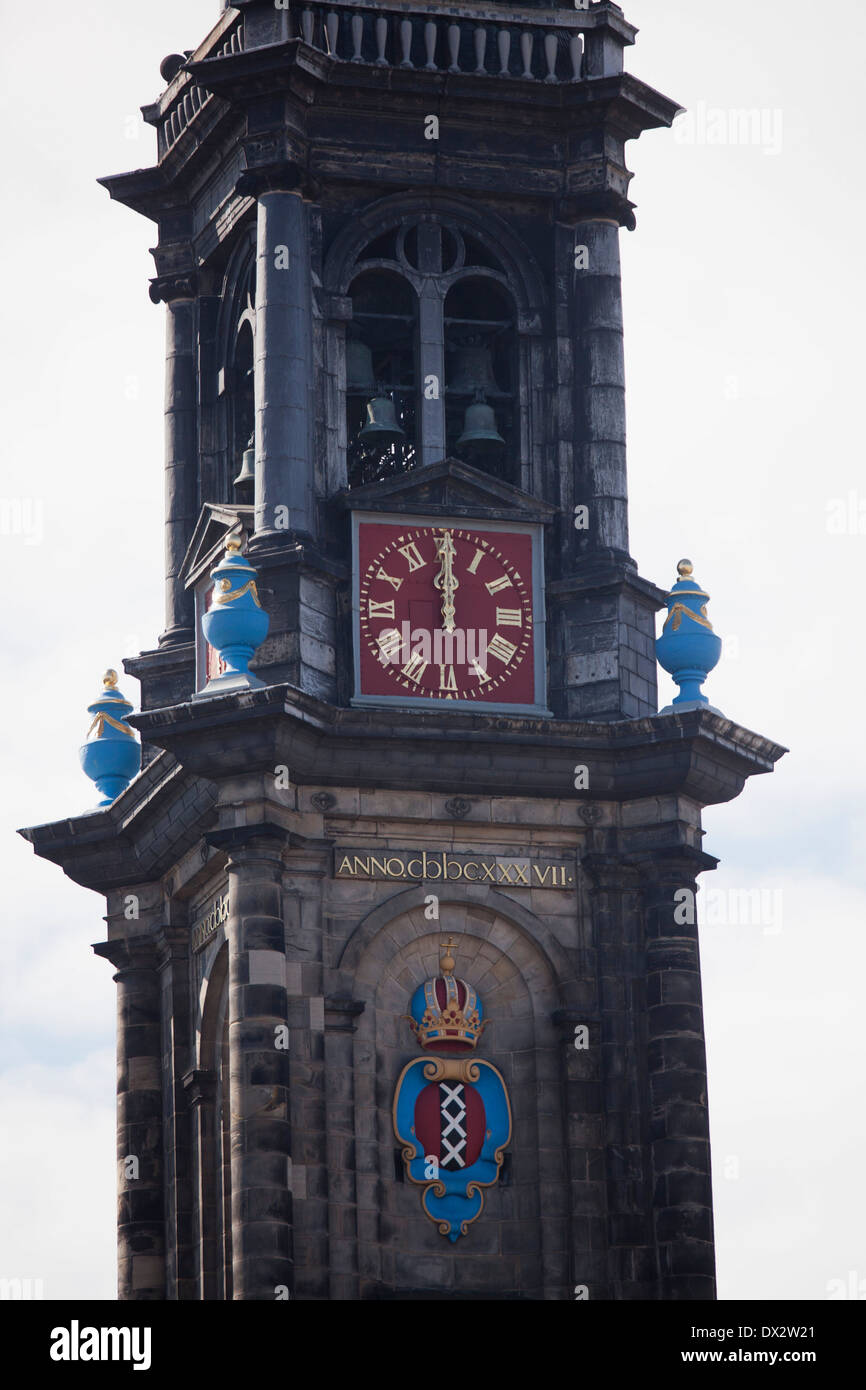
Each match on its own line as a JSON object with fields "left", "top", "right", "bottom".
{"left": 433, "top": 529, "right": 458, "bottom": 634}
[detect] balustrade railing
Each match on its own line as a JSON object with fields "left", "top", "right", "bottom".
{"left": 291, "top": 2, "right": 592, "bottom": 84}
{"left": 162, "top": 22, "right": 244, "bottom": 154}
{"left": 160, "top": 3, "right": 621, "bottom": 157}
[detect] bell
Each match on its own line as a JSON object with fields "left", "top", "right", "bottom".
{"left": 449, "top": 342, "right": 499, "bottom": 396}
{"left": 357, "top": 395, "right": 406, "bottom": 447}
{"left": 233, "top": 442, "right": 255, "bottom": 492}
{"left": 456, "top": 398, "right": 505, "bottom": 453}
{"left": 346, "top": 338, "right": 376, "bottom": 392}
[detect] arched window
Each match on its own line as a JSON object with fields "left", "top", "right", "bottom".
{"left": 339, "top": 216, "right": 519, "bottom": 487}
{"left": 230, "top": 319, "right": 254, "bottom": 485}
{"left": 444, "top": 275, "right": 515, "bottom": 477}
{"left": 216, "top": 235, "right": 256, "bottom": 502}
{"left": 347, "top": 269, "right": 417, "bottom": 488}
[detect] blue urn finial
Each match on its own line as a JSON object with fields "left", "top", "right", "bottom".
{"left": 79, "top": 669, "right": 142, "bottom": 807}
{"left": 193, "top": 533, "right": 269, "bottom": 700}
{"left": 655, "top": 559, "right": 723, "bottom": 713}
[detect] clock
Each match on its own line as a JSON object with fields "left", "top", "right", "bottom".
{"left": 352, "top": 512, "right": 548, "bottom": 714}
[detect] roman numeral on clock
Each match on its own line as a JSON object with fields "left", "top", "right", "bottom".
{"left": 471, "top": 659, "right": 493, "bottom": 686}
{"left": 485, "top": 574, "right": 513, "bottom": 595}
{"left": 488, "top": 633, "right": 518, "bottom": 664}
{"left": 467, "top": 547, "right": 485, "bottom": 575}
{"left": 401, "top": 653, "right": 428, "bottom": 684}
{"left": 398, "top": 541, "right": 426, "bottom": 572}
{"left": 368, "top": 599, "right": 395, "bottom": 619}
{"left": 439, "top": 665, "right": 457, "bottom": 692}
{"left": 376, "top": 567, "right": 403, "bottom": 592}
{"left": 496, "top": 607, "right": 523, "bottom": 627}
{"left": 376, "top": 628, "right": 403, "bottom": 662}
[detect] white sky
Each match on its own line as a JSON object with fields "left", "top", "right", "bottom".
{"left": 1, "top": 0, "right": 864, "bottom": 1301}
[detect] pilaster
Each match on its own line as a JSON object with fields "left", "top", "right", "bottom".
{"left": 93, "top": 937, "right": 166, "bottom": 1301}
{"left": 155, "top": 922, "right": 195, "bottom": 1299}
{"left": 638, "top": 846, "right": 718, "bottom": 1300}
{"left": 224, "top": 830, "right": 293, "bottom": 1299}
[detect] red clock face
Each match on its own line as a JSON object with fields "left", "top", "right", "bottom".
{"left": 356, "top": 519, "right": 538, "bottom": 706}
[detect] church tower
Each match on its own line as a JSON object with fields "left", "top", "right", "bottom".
{"left": 21, "top": 1, "right": 784, "bottom": 1300}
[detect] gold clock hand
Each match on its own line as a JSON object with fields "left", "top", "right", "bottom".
{"left": 433, "top": 529, "right": 459, "bottom": 634}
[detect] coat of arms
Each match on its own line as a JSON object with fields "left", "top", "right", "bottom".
{"left": 392, "top": 938, "right": 512, "bottom": 1242}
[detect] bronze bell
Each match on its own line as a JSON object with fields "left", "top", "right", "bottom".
{"left": 346, "top": 338, "right": 376, "bottom": 392}
{"left": 357, "top": 395, "right": 406, "bottom": 448}
{"left": 449, "top": 342, "right": 500, "bottom": 396}
{"left": 456, "top": 397, "right": 505, "bottom": 453}
{"left": 233, "top": 440, "right": 255, "bottom": 493}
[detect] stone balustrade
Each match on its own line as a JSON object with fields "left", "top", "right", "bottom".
{"left": 161, "top": 22, "right": 244, "bottom": 155}
{"left": 292, "top": 1, "right": 593, "bottom": 83}
{"left": 159, "top": 3, "right": 629, "bottom": 158}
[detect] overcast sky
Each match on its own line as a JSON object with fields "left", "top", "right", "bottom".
{"left": 1, "top": 0, "right": 864, "bottom": 1301}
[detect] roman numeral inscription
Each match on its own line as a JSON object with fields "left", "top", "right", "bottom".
{"left": 496, "top": 607, "right": 523, "bottom": 627}
{"left": 467, "top": 547, "right": 485, "bottom": 575}
{"left": 376, "top": 567, "right": 403, "bottom": 592}
{"left": 439, "top": 665, "right": 457, "bottom": 692}
{"left": 398, "top": 541, "right": 426, "bottom": 572}
{"left": 401, "top": 653, "right": 428, "bottom": 684}
{"left": 471, "top": 659, "right": 493, "bottom": 685}
{"left": 485, "top": 574, "right": 513, "bottom": 595}
{"left": 368, "top": 599, "right": 396, "bottom": 619}
{"left": 488, "top": 634, "right": 518, "bottom": 664}
{"left": 377, "top": 628, "right": 403, "bottom": 661}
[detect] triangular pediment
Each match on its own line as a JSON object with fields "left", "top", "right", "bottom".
{"left": 332, "top": 458, "right": 557, "bottom": 525}
{"left": 180, "top": 503, "right": 255, "bottom": 590}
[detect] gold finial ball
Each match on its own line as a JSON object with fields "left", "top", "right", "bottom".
{"left": 225, "top": 536, "right": 242, "bottom": 554}
{"left": 103, "top": 669, "right": 118, "bottom": 688}
{"left": 440, "top": 937, "right": 458, "bottom": 975}
{"left": 677, "top": 558, "right": 694, "bottom": 579}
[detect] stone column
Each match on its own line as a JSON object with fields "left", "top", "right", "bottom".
{"left": 640, "top": 848, "right": 718, "bottom": 1300}
{"left": 150, "top": 274, "right": 198, "bottom": 648}
{"left": 571, "top": 218, "right": 629, "bottom": 563}
{"left": 416, "top": 221, "right": 446, "bottom": 468}
{"left": 94, "top": 938, "right": 166, "bottom": 1301}
{"left": 249, "top": 181, "right": 314, "bottom": 542}
{"left": 224, "top": 831, "right": 292, "bottom": 1299}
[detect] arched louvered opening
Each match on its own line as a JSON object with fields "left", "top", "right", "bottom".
{"left": 346, "top": 269, "right": 418, "bottom": 488}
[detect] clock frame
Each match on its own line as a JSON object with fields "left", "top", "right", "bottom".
{"left": 351, "top": 510, "right": 550, "bottom": 716}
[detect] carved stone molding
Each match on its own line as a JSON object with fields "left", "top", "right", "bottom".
{"left": 323, "top": 996, "right": 365, "bottom": 1033}
{"left": 149, "top": 272, "right": 198, "bottom": 305}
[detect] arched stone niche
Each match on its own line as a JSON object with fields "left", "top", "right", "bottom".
{"left": 338, "top": 887, "right": 569, "bottom": 1299}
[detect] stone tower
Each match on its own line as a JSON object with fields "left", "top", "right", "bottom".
{"left": 20, "top": 1, "right": 784, "bottom": 1300}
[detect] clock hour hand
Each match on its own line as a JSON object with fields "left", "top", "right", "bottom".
{"left": 433, "top": 529, "right": 458, "bottom": 634}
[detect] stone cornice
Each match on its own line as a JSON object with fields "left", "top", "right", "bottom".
{"left": 548, "top": 564, "right": 669, "bottom": 611}
{"left": 19, "top": 690, "right": 785, "bottom": 897}
{"left": 126, "top": 684, "right": 786, "bottom": 805}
